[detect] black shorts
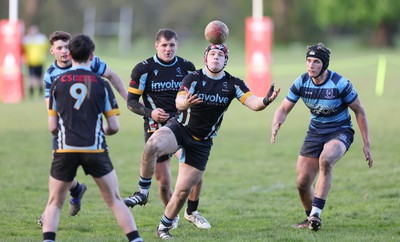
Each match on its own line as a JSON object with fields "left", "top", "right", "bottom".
{"left": 144, "top": 125, "right": 171, "bottom": 163}
{"left": 51, "top": 152, "right": 114, "bottom": 182}
{"left": 165, "top": 118, "right": 213, "bottom": 171}
{"left": 28, "top": 65, "right": 43, "bottom": 78}
{"left": 300, "top": 128, "right": 354, "bottom": 158}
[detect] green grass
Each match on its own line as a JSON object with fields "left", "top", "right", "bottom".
{"left": 1, "top": 41, "right": 399, "bottom": 241}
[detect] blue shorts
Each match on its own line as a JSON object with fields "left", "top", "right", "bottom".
{"left": 165, "top": 118, "right": 213, "bottom": 171}
{"left": 51, "top": 152, "right": 114, "bottom": 182}
{"left": 300, "top": 128, "right": 354, "bottom": 158}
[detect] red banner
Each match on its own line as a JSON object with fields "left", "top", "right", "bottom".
{"left": 0, "top": 20, "right": 24, "bottom": 103}
{"left": 245, "top": 17, "right": 273, "bottom": 97}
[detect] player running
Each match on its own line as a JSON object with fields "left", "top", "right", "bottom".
{"left": 127, "top": 43, "right": 280, "bottom": 239}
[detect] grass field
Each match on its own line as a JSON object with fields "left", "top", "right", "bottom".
{"left": 0, "top": 40, "right": 399, "bottom": 241}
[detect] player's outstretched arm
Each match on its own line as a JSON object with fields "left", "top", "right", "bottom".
{"left": 243, "top": 83, "right": 281, "bottom": 111}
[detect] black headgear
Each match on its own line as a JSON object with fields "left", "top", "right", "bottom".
{"left": 306, "top": 45, "right": 330, "bottom": 77}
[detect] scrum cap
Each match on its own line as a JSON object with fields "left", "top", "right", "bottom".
{"left": 204, "top": 44, "right": 229, "bottom": 66}
{"left": 306, "top": 43, "right": 330, "bottom": 77}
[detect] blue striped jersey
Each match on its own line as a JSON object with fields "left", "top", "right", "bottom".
{"left": 44, "top": 56, "right": 107, "bottom": 98}
{"left": 286, "top": 70, "right": 358, "bottom": 134}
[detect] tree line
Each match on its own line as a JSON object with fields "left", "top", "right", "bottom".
{"left": 0, "top": 0, "right": 399, "bottom": 47}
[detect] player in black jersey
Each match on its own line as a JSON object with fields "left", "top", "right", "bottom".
{"left": 39, "top": 30, "right": 128, "bottom": 226}
{"left": 42, "top": 34, "right": 142, "bottom": 242}
{"left": 129, "top": 43, "right": 280, "bottom": 239}
{"left": 124, "top": 29, "right": 210, "bottom": 229}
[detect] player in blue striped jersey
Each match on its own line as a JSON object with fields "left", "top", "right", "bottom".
{"left": 271, "top": 43, "right": 373, "bottom": 231}
{"left": 42, "top": 34, "right": 142, "bottom": 242}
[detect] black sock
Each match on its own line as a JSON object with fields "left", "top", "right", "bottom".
{"left": 43, "top": 231, "right": 56, "bottom": 241}
{"left": 126, "top": 230, "right": 142, "bottom": 241}
{"left": 69, "top": 181, "right": 81, "bottom": 198}
{"left": 312, "top": 197, "right": 326, "bottom": 210}
{"left": 186, "top": 199, "right": 199, "bottom": 215}
{"left": 306, "top": 210, "right": 311, "bottom": 217}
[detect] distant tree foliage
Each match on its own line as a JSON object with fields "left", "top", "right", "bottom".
{"left": 314, "top": 0, "right": 400, "bottom": 47}
{"left": 0, "top": 0, "right": 398, "bottom": 47}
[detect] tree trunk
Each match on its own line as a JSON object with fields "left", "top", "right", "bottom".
{"left": 371, "top": 22, "right": 396, "bottom": 48}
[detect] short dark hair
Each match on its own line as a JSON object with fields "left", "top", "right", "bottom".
{"left": 68, "top": 34, "right": 95, "bottom": 63}
{"left": 49, "top": 31, "right": 71, "bottom": 45}
{"left": 155, "top": 29, "right": 178, "bottom": 42}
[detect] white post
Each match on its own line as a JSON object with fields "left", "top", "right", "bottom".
{"left": 252, "top": 0, "right": 263, "bottom": 18}
{"left": 83, "top": 6, "right": 96, "bottom": 39}
{"left": 9, "top": 0, "right": 18, "bottom": 22}
{"left": 119, "top": 6, "right": 133, "bottom": 53}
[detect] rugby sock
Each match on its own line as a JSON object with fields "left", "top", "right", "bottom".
{"left": 43, "top": 232, "right": 56, "bottom": 241}
{"left": 305, "top": 210, "right": 311, "bottom": 217}
{"left": 158, "top": 214, "right": 173, "bottom": 230}
{"left": 69, "top": 181, "right": 82, "bottom": 198}
{"left": 186, "top": 199, "right": 199, "bottom": 215}
{"left": 138, "top": 176, "right": 151, "bottom": 195}
{"left": 311, "top": 197, "right": 326, "bottom": 217}
{"left": 126, "top": 230, "right": 143, "bottom": 242}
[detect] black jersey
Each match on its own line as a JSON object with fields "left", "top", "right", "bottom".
{"left": 48, "top": 67, "right": 120, "bottom": 152}
{"left": 176, "top": 68, "right": 252, "bottom": 140}
{"left": 128, "top": 54, "right": 195, "bottom": 131}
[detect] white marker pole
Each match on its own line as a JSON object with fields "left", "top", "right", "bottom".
{"left": 375, "top": 55, "right": 386, "bottom": 97}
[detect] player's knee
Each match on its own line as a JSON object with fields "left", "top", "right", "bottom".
{"left": 146, "top": 137, "right": 166, "bottom": 156}
{"left": 175, "top": 187, "right": 191, "bottom": 200}
{"left": 319, "top": 158, "right": 334, "bottom": 175}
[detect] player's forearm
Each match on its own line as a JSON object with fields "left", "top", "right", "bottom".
{"left": 127, "top": 98, "right": 153, "bottom": 118}
{"left": 107, "top": 73, "right": 128, "bottom": 101}
{"left": 355, "top": 111, "right": 371, "bottom": 147}
{"left": 272, "top": 108, "right": 287, "bottom": 128}
{"left": 104, "top": 116, "right": 119, "bottom": 135}
{"left": 176, "top": 95, "right": 189, "bottom": 111}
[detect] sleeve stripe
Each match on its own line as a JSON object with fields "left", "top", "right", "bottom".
{"left": 48, "top": 110, "right": 57, "bottom": 116}
{"left": 239, "top": 92, "right": 252, "bottom": 103}
{"left": 128, "top": 87, "right": 143, "bottom": 95}
{"left": 104, "top": 108, "right": 120, "bottom": 117}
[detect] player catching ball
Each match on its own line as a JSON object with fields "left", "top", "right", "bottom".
{"left": 127, "top": 20, "right": 281, "bottom": 239}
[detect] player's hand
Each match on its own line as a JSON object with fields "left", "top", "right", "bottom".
{"left": 151, "top": 108, "right": 170, "bottom": 122}
{"left": 363, "top": 146, "right": 373, "bottom": 168}
{"left": 271, "top": 122, "right": 281, "bottom": 144}
{"left": 263, "top": 83, "right": 281, "bottom": 106}
{"left": 184, "top": 87, "right": 203, "bottom": 108}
